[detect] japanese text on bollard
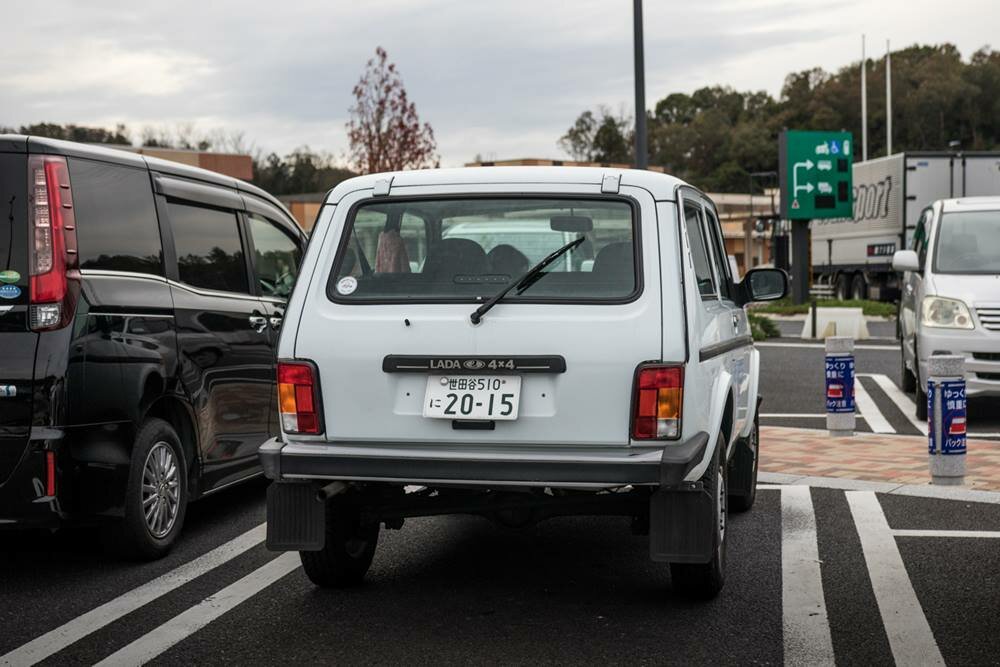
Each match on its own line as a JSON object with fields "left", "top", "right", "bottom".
{"left": 825, "top": 356, "right": 855, "bottom": 413}
{"left": 929, "top": 380, "right": 967, "bottom": 455}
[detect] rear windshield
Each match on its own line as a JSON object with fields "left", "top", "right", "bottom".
{"left": 934, "top": 210, "right": 1000, "bottom": 274}
{"left": 328, "top": 198, "right": 637, "bottom": 302}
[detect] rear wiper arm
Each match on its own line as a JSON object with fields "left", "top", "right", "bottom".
{"left": 470, "top": 237, "right": 584, "bottom": 325}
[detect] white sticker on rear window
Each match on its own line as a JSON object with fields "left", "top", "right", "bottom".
{"left": 336, "top": 276, "right": 358, "bottom": 295}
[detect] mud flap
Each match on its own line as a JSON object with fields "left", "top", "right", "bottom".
{"left": 727, "top": 436, "right": 755, "bottom": 499}
{"left": 266, "top": 481, "right": 325, "bottom": 551}
{"left": 649, "top": 485, "right": 714, "bottom": 563}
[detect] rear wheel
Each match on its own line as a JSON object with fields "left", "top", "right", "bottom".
{"left": 914, "top": 343, "right": 928, "bottom": 421}
{"left": 117, "top": 419, "right": 188, "bottom": 560}
{"left": 301, "top": 494, "right": 380, "bottom": 588}
{"left": 850, "top": 273, "right": 867, "bottom": 300}
{"left": 670, "top": 440, "right": 727, "bottom": 599}
{"left": 835, "top": 274, "right": 851, "bottom": 301}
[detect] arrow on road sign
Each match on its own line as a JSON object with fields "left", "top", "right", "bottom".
{"left": 793, "top": 159, "right": 815, "bottom": 195}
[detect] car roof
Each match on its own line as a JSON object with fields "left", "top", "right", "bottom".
{"left": 939, "top": 196, "right": 1000, "bottom": 212}
{"left": 0, "top": 134, "right": 296, "bottom": 227}
{"left": 325, "top": 166, "right": 692, "bottom": 205}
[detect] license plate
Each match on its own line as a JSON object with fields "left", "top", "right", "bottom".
{"left": 423, "top": 375, "right": 521, "bottom": 420}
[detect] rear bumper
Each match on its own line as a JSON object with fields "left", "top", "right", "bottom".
{"left": 259, "top": 432, "right": 710, "bottom": 488}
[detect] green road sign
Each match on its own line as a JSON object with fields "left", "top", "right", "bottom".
{"left": 779, "top": 130, "right": 853, "bottom": 219}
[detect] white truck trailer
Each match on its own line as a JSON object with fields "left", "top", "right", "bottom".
{"left": 811, "top": 152, "right": 1000, "bottom": 301}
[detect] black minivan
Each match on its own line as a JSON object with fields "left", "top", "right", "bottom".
{"left": 0, "top": 135, "right": 306, "bottom": 558}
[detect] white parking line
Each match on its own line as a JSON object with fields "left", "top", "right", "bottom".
{"left": 892, "top": 529, "right": 1000, "bottom": 538}
{"left": 761, "top": 413, "right": 869, "bottom": 420}
{"left": 95, "top": 552, "right": 301, "bottom": 667}
{"left": 0, "top": 523, "right": 266, "bottom": 666}
{"left": 757, "top": 342, "right": 900, "bottom": 351}
{"left": 846, "top": 492, "right": 944, "bottom": 666}
{"left": 854, "top": 380, "right": 895, "bottom": 434}
{"left": 780, "top": 486, "right": 835, "bottom": 666}
{"left": 865, "top": 373, "right": 929, "bottom": 435}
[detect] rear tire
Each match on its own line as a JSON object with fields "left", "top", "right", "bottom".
{"left": 117, "top": 419, "right": 188, "bottom": 561}
{"left": 301, "top": 495, "right": 380, "bottom": 588}
{"left": 914, "top": 343, "right": 928, "bottom": 421}
{"left": 670, "top": 440, "right": 727, "bottom": 599}
{"left": 850, "top": 273, "right": 867, "bottom": 300}
{"left": 835, "top": 274, "right": 850, "bottom": 301}
{"left": 729, "top": 416, "right": 759, "bottom": 513}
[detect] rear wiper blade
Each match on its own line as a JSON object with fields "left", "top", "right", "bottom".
{"left": 470, "top": 237, "right": 584, "bottom": 324}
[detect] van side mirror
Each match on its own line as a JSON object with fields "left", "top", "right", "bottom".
{"left": 737, "top": 268, "right": 788, "bottom": 305}
{"left": 892, "top": 249, "right": 920, "bottom": 273}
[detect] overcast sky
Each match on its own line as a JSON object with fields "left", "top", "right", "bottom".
{"left": 2, "top": 0, "right": 995, "bottom": 166}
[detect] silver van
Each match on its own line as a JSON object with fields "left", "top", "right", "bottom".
{"left": 894, "top": 196, "right": 1000, "bottom": 418}
{"left": 260, "top": 167, "right": 786, "bottom": 598}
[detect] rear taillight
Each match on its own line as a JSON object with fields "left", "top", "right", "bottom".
{"left": 28, "top": 155, "right": 79, "bottom": 331}
{"left": 278, "top": 360, "right": 323, "bottom": 435}
{"left": 631, "top": 365, "right": 683, "bottom": 440}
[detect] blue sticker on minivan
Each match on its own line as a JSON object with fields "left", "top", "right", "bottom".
{"left": 0, "top": 284, "right": 21, "bottom": 299}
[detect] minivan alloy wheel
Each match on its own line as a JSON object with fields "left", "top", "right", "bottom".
{"left": 142, "top": 442, "right": 181, "bottom": 538}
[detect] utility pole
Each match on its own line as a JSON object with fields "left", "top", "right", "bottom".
{"left": 886, "top": 39, "right": 892, "bottom": 155}
{"left": 861, "top": 34, "right": 868, "bottom": 161}
{"left": 633, "top": 0, "right": 648, "bottom": 169}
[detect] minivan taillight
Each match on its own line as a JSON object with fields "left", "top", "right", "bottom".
{"left": 28, "top": 155, "right": 79, "bottom": 331}
{"left": 278, "top": 360, "right": 323, "bottom": 435}
{"left": 631, "top": 365, "right": 683, "bottom": 440}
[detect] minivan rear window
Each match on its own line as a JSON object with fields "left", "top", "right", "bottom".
{"left": 328, "top": 198, "right": 637, "bottom": 302}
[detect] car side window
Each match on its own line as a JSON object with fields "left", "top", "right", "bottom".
{"left": 167, "top": 201, "right": 249, "bottom": 294}
{"left": 247, "top": 213, "right": 301, "bottom": 299}
{"left": 684, "top": 200, "right": 716, "bottom": 298}
{"left": 703, "top": 206, "right": 732, "bottom": 298}
{"left": 71, "top": 159, "right": 164, "bottom": 275}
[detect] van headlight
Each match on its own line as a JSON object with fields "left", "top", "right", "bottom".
{"left": 921, "top": 296, "right": 974, "bottom": 329}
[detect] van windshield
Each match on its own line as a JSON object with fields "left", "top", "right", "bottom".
{"left": 328, "top": 198, "right": 637, "bottom": 301}
{"left": 934, "top": 210, "right": 1000, "bottom": 274}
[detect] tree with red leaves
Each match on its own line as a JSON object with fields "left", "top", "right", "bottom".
{"left": 346, "top": 47, "right": 438, "bottom": 174}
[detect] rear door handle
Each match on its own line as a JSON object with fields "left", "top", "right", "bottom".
{"left": 732, "top": 313, "right": 740, "bottom": 332}
{"left": 269, "top": 315, "right": 283, "bottom": 331}
{"left": 248, "top": 314, "right": 268, "bottom": 333}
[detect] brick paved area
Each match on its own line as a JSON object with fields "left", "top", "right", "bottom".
{"left": 760, "top": 426, "right": 1000, "bottom": 492}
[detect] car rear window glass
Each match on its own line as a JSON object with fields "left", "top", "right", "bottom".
{"left": 71, "top": 159, "right": 163, "bottom": 275}
{"left": 934, "top": 210, "right": 1000, "bottom": 274}
{"left": 167, "top": 201, "right": 248, "bottom": 293}
{"left": 328, "top": 198, "right": 636, "bottom": 302}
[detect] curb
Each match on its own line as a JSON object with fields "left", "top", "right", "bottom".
{"left": 758, "top": 472, "right": 1000, "bottom": 505}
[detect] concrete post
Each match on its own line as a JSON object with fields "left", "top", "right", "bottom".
{"left": 927, "top": 355, "right": 967, "bottom": 486}
{"left": 825, "top": 336, "right": 855, "bottom": 436}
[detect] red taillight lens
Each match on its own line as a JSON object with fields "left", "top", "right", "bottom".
{"left": 632, "top": 365, "right": 683, "bottom": 440}
{"left": 278, "top": 360, "right": 323, "bottom": 435}
{"left": 28, "top": 155, "right": 79, "bottom": 331}
{"left": 45, "top": 450, "right": 56, "bottom": 497}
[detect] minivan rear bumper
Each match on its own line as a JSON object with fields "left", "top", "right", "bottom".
{"left": 259, "top": 433, "right": 710, "bottom": 488}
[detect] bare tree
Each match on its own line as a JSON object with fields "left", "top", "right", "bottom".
{"left": 347, "top": 47, "right": 437, "bottom": 173}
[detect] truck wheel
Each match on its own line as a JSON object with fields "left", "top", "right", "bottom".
{"left": 901, "top": 343, "right": 916, "bottom": 393}
{"left": 670, "top": 440, "right": 727, "bottom": 599}
{"left": 117, "top": 419, "right": 188, "bottom": 560}
{"left": 300, "top": 495, "right": 380, "bottom": 588}
{"left": 850, "top": 274, "right": 867, "bottom": 300}
{"left": 835, "top": 274, "right": 850, "bottom": 301}
{"left": 728, "top": 416, "right": 759, "bottom": 513}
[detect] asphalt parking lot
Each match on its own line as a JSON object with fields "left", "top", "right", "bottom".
{"left": 2, "top": 480, "right": 998, "bottom": 665}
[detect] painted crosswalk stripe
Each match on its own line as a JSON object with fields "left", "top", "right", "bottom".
{"left": 781, "top": 485, "right": 835, "bottom": 666}
{"left": 854, "top": 379, "right": 895, "bottom": 434}
{"left": 96, "top": 552, "right": 301, "bottom": 666}
{"left": 846, "top": 491, "right": 944, "bottom": 666}
{"left": 865, "top": 373, "right": 929, "bottom": 435}
{"left": 892, "top": 529, "right": 1000, "bottom": 538}
{"left": 0, "top": 523, "right": 267, "bottom": 666}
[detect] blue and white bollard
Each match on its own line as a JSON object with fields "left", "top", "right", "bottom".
{"left": 825, "top": 336, "right": 855, "bottom": 436}
{"left": 927, "top": 355, "right": 967, "bottom": 486}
